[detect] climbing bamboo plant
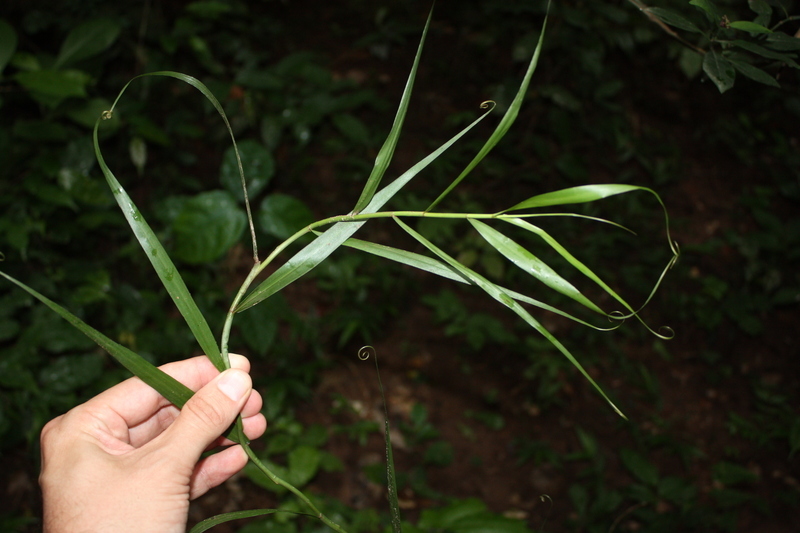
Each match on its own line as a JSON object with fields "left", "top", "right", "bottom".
{"left": 0, "top": 5, "right": 678, "bottom": 532}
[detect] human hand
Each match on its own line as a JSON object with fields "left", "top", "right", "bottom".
{"left": 39, "top": 353, "right": 267, "bottom": 533}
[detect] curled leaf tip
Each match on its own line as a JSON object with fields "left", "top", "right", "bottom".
{"left": 358, "top": 345, "right": 376, "bottom": 361}
{"left": 608, "top": 310, "right": 627, "bottom": 322}
{"left": 101, "top": 110, "right": 113, "bottom": 120}
{"left": 537, "top": 493, "right": 553, "bottom": 532}
{"left": 0, "top": 251, "right": 4, "bottom": 261}
{"left": 480, "top": 100, "right": 496, "bottom": 110}
{"left": 658, "top": 325, "right": 675, "bottom": 339}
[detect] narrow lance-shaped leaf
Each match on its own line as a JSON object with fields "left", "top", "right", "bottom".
{"left": 235, "top": 6, "right": 554, "bottom": 312}
{"left": 234, "top": 103, "right": 497, "bottom": 313}
{"left": 0, "top": 273, "right": 181, "bottom": 414}
{"left": 93, "top": 118, "right": 225, "bottom": 371}
{"left": 0, "top": 270, "right": 246, "bottom": 444}
{"left": 392, "top": 218, "right": 626, "bottom": 418}
{"left": 335, "top": 234, "right": 619, "bottom": 332}
{"left": 503, "top": 184, "right": 652, "bottom": 212}
{"left": 426, "top": 1, "right": 550, "bottom": 212}
{"left": 469, "top": 218, "right": 605, "bottom": 314}
{"left": 94, "top": 70, "right": 264, "bottom": 370}
{"left": 501, "top": 183, "right": 679, "bottom": 268}
{"left": 190, "top": 510, "right": 308, "bottom": 533}
{"left": 350, "top": 8, "right": 432, "bottom": 214}
{"left": 505, "top": 217, "right": 676, "bottom": 338}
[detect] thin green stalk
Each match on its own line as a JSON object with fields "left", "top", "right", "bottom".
{"left": 242, "top": 446, "right": 348, "bottom": 533}
{"left": 218, "top": 262, "right": 348, "bottom": 532}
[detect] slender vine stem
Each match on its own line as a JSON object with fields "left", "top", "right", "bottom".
{"left": 217, "top": 262, "right": 350, "bottom": 532}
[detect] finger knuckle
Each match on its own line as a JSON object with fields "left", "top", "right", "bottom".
{"left": 186, "top": 394, "right": 228, "bottom": 429}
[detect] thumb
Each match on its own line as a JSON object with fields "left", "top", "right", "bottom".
{"left": 162, "top": 368, "right": 252, "bottom": 460}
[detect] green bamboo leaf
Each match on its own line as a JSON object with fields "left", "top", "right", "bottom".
{"left": 54, "top": 18, "right": 121, "bottom": 69}
{"left": 0, "top": 271, "right": 192, "bottom": 411}
{"left": 190, "top": 509, "right": 304, "bottom": 533}
{"left": 393, "top": 218, "right": 626, "bottom": 418}
{"left": 505, "top": 217, "right": 677, "bottom": 338}
{"left": 94, "top": 70, "right": 265, "bottom": 369}
{"left": 0, "top": 269, "right": 246, "bottom": 444}
{"left": 333, "top": 235, "right": 470, "bottom": 284}
{"left": 503, "top": 218, "right": 629, "bottom": 307}
{"left": 503, "top": 184, "right": 651, "bottom": 212}
{"left": 729, "top": 21, "right": 772, "bottom": 34}
{"left": 336, "top": 234, "right": 619, "bottom": 332}
{"left": 234, "top": 102, "right": 496, "bottom": 313}
{"left": 426, "top": 3, "right": 549, "bottom": 212}
{"left": 469, "top": 219, "right": 604, "bottom": 314}
{"left": 350, "top": 8, "right": 432, "bottom": 214}
{"left": 93, "top": 119, "right": 224, "bottom": 370}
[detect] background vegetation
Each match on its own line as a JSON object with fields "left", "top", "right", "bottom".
{"left": 1, "top": 0, "right": 798, "bottom": 532}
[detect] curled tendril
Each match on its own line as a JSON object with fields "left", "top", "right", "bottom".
{"left": 658, "top": 325, "right": 675, "bottom": 339}
{"left": 537, "top": 494, "right": 553, "bottom": 533}
{"left": 608, "top": 310, "right": 626, "bottom": 321}
{"left": 0, "top": 251, "right": 5, "bottom": 261}
{"left": 480, "top": 100, "right": 496, "bottom": 110}
{"left": 358, "top": 345, "right": 375, "bottom": 361}
{"left": 101, "top": 110, "right": 113, "bottom": 120}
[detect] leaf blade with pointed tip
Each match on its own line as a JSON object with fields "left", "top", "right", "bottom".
{"left": 0, "top": 272, "right": 185, "bottom": 409}
{"left": 351, "top": 8, "right": 432, "bottom": 214}
{"left": 190, "top": 509, "right": 302, "bottom": 533}
{"left": 502, "top": 184, "right": 648, "bottom": 212}
{"left": 336, "top": 234, "right": 619, "bottom": 332}
{"left": 469, "top": 219, "right": 605, "bottom": 314}
{"left": 234, "top": 103, "right": 497, "bottom": 313}
{"left": 392, "top": 217, "right": 626, "bottom": 418}
{"left": 93, "top": 118, "right": 224, "bottom": 371}
{"left": 426, "top": 4, "right": 549, "bottom": 212}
